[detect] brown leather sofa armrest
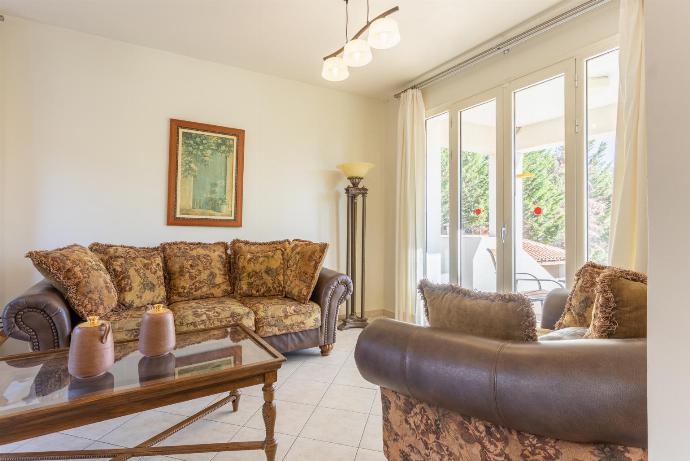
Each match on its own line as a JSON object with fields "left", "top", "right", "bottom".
{"left": 2, "top": 280, "right": 74, "bottom": 351}
{"left": 311, "top": 268, "right": 352, "bottom": 347}
{"left": 540, "top": 287, "right": 569, "bottom": 329}
{"left": 355, "top": 318, "right": 647, "bottom": 448}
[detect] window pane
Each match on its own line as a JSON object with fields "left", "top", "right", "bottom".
{"left": 425, "top": 112, "right": 450, "bottom": 283}
{"left": 459, "top": 100, "right": 496, "bottom": 291}
{"left": 586, "top": 49, "right": 619, "bottom": 264}
{"left": 513, "top": 76, "right": 567, "bottom": 323}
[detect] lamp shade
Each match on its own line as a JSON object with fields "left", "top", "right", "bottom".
{"left": 343, "top": 39, "right": 373, "bottom": 67}
{"left": 337, "top": 162, "right": 375, "bottom": 178}
{"left": 322, "top": 57, "right": 349, "bottom": 81}
{"left": 367, "top": 17, "right": 401, "bottom": 49}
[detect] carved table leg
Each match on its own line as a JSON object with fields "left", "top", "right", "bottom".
{"left": 319, "top": 344, "right": 334, "bottom": 356}
{"left": 262, "top": 380, "right": 277, "bottom": 461}
{"left": 230, "top": 389, "right": 241, "bottom": 412}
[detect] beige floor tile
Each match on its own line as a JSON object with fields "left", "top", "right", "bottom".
{"left": 333, "top": 366, "right": 377, "bottom": 390}
{"left": 158, "top": 395, "right": 218, "bottom": 417}
{"left": 359, "top": 414, "right": 383, "bottom": 451}
{"left": 320, "top": 383, "right": 376, "bottom": 414}
{"left": 355, "top": 448, "right": 387, "bottom": 461}
{"left": 275, "top": 377, "right": 329, "bottom": 405}
{"left": 212, "top": 427, "right": 295, "bottom": 461}
{"left": 369, "top": 390, "right": 382, "bottom": 416}
{"left": 63, "top": 413, "right": 137, "bottom": 441}
{"left": 100, "top": 410, "right": 187, "bottom": 447}
{"left": 0, "top": 439, "right": 28, "bottom": 453}
{"left": 244, "top": 400, "right": 315, "bottom": 436}
{"left": 159, "top": 419, "right": 240, "bottom": 461}
{"left": 300, "top": 407, "right": 368, "bottom": 447}
{"left": 9, "top": 432, "right": 93, "bottom": 453}
{"left": 81, "top": 440, "right": 125, "bottom": 461}
{"left": 284, "top": 437, "right": 357, "bottom": 461}
{"left": 289, "top": 362, "right": 341, "bottom": 384}
{"left": 205, "top": 394, "right": 264, "bottom": 427}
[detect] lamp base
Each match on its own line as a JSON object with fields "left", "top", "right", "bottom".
{"left": 338, "top": 315, "right": 368, "bottom": 330}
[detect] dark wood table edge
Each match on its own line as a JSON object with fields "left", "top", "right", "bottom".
{"left": 0, "top": 324, "right": 284, "bottom": 461}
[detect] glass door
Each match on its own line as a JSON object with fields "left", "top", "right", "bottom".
{"left": 425, "top": 112, "right": 450, "bottom": 283}
{"left": 508, "top": 62, "right": 575, "bottom": 323}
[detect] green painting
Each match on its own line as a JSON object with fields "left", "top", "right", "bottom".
{"left": 168, "top": 120, "right": 244, "bottom": 227}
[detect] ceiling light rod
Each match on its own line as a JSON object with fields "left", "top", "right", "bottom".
{"left": 323, "top": 5, "right": 399, "bottom": 61}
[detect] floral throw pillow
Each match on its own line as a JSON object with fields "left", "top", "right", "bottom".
{"left": 285, "top": 240, "right": 328, "bottom": 303}
{"left": 160, "top": 242, "right": 233, "bottom": 303}
{"left": 106, "top": 254, "right": 167, "bottom": 309}
{"left": 26, "top": 244, "right": 118, "bottom": 319}
{"left": 555, "top": 261, "right": 608, "bottom": 329}
{"left": 235, "top": 249, "right": 286, "bottom": 297}
{"left": 229, "top": 239, "right": 290, "bottom": 289}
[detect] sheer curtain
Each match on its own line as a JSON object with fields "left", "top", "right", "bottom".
{"left": 395, "top": 89, "right": 426, "bottom": 323}
{"left": 609, "top": 0, "right": 648, "bottom": 272}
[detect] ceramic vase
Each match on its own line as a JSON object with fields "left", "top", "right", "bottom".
{"left": 68, "top": 316, "right": 115, "bottom": 379}
{"left": 139, "top": 304, "right": 176, "bottom": 357}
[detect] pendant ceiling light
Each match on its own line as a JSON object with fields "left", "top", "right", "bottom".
{"left": 321, "top": 0, "right": 400, "bottom": 82}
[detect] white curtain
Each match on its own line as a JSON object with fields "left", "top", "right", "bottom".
{"left": 394, "top": 89, "right": 426, "bottom": 323}
{"left": 609, "top": 0, "right": 648, "bottom": 272}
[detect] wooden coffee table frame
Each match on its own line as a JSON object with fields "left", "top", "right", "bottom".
{"left": 0, "top": 324, "right": 285, "bottom": 461}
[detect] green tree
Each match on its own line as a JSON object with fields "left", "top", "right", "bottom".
{"left": 460, "top": 151, "right": 490, "bottom": 234}
{"left": 587, "top": 140, "right": 614, "bottom": 263}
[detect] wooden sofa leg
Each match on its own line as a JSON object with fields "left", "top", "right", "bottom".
{"left": 320, "top": 344, "right": 334, "bottom": 356}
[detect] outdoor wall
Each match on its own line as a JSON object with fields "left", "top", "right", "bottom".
{"left": 0, "top": 16, "right": 391, "bottom": 316}
{"left": 646, "top": 1, "right": 690, "bottom": 459}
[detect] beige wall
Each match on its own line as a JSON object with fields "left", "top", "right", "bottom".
{"left": 0, "top": 16, "right": 391, "bottom": 315}
{"left": 646, "top": 1, "right": 690, "bottom": 459}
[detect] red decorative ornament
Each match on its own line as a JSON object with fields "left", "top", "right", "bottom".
{"left": 474, "top": 208, "right": 482, "bottom": 216}
{"left": 533, "top": 207, "right": 543, "bottom": 216}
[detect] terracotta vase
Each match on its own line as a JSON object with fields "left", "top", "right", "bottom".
{"left": 68, "top": 316, "right": 115, "bottom": 379}
{"left": 139, "top": 304, "right": 176, "bottom": 357}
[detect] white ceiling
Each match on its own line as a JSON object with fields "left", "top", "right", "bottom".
{"left": 0, "top": 0, "right": 566, "bottom": 99}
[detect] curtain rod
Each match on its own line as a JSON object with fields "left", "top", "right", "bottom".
{"left": 393, "top": 0, "right": 612, "bottom": 98}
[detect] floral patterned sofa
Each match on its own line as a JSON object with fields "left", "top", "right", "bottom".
{"left": 2, "top": 240, "right": 352, "bottom": 355}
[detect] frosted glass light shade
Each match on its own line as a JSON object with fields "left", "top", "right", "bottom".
{"left": 343, "top": 39, "right": 373, "bottom": 67}
{"left": 322, "top": 57, "right": 349, "bottom": 81}
{"left": 337, "top": 162, "right": 375, "bottom": 178}
{"left": 368, "top": 17, "right": 401, "bottom": 49}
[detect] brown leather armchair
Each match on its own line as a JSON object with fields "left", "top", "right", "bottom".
{"left": 355, "top": 290, "right": 647, "bottom": 460}
{"left": 3, "top": 268, "right": 352, "bottom": 353}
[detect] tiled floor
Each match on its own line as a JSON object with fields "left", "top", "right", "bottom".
{"left": 0, "top": 329, "right": 385, "bottom": 461}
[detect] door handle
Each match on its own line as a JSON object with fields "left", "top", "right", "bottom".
{"left": 501, "top": 225, "right": 507, "bottom": 243}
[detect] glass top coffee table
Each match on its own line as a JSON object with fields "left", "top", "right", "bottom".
{"left": 0, "top": 324, "right": 285, "bottom": 460}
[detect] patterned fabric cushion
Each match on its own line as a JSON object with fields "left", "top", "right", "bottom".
{"left": 381, "top": 387, "right": 648, "bottom": 461}
{"left": 160, "top": 242, "right": 233, "bottom": 303}
{"left": 418, "top": 280, "right": 537, "bottom": 342}
{"left": 240, "top": 297, "right": 320, "bottom": 337}
{"left": 229, "top": 239, "right": 290, "bottom": 289}
{"left": 235, "top": 249, "right": 286, "bottom": 297}
{"left": 585, "top": 267, "right": 647, "bottom": 339}
{"left": 555, "top": 262, "right": 607, "bottom": 329}
{"left": 105, "top": 254, "right": 167, "bottom": 309}
{"left": 285, "top": 240, "right": 328, "bottom": 303}
{"left": 26, "top": 244, "right": 118, "bottom": 319}
{"left": 106, "top": 297, "right": 254, "bottom": 342}
{"left": 88, "top": 242, "right": 160, "bottom": 262}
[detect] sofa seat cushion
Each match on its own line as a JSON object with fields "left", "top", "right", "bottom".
{"left": 240, "top": 297, "right": 320, "bottom": 337}
{"left": 105, "top": 297, "right": 254, "bottom": 342}
{"left": 539, "top": 326, "right": 589, "bottom": 341}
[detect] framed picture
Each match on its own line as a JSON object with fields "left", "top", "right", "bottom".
{"left": 167, "top": 119, "right": 244, "bottom": 227}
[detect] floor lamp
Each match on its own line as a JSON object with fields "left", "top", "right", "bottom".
{"left": 337, "top": 162, "right": 374, "bottom": 330}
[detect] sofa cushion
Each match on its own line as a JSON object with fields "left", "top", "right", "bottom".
{"left": 26, "top": 244, "right": 118, "bottom": 319}
{"left": 88, "top": 242, "right": 160, "bottom": 262}
{"left": 105, "top": 254, "right": 167, "bottom": 309}
{"left": 229, "top": 239, "right": 290, "bottom": 288}
{"left": 240, "top": 297, "right": 320, "bottom": 337}
{"left": 418, "top": 280, "right": 537, "bottom": 342}
{"left": 585, "top": 268, "right": 647, "bottom": 339}
{"left": 538, "top": 326, "right": 589, "bottom": 341}
{"left": 285, "top": 240, "right": 328, "bottom": 303}
{"left": 555, "top": 261, "right": 607, "bottom": 329}
{"left": 106, "top": 297, "right": 254, "bottom": 342}
{"left": 160, "top": 242, "right": 233, "bottom": 303}
{"left": 235, "top": 249, "right": 286, "bottom": 297}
